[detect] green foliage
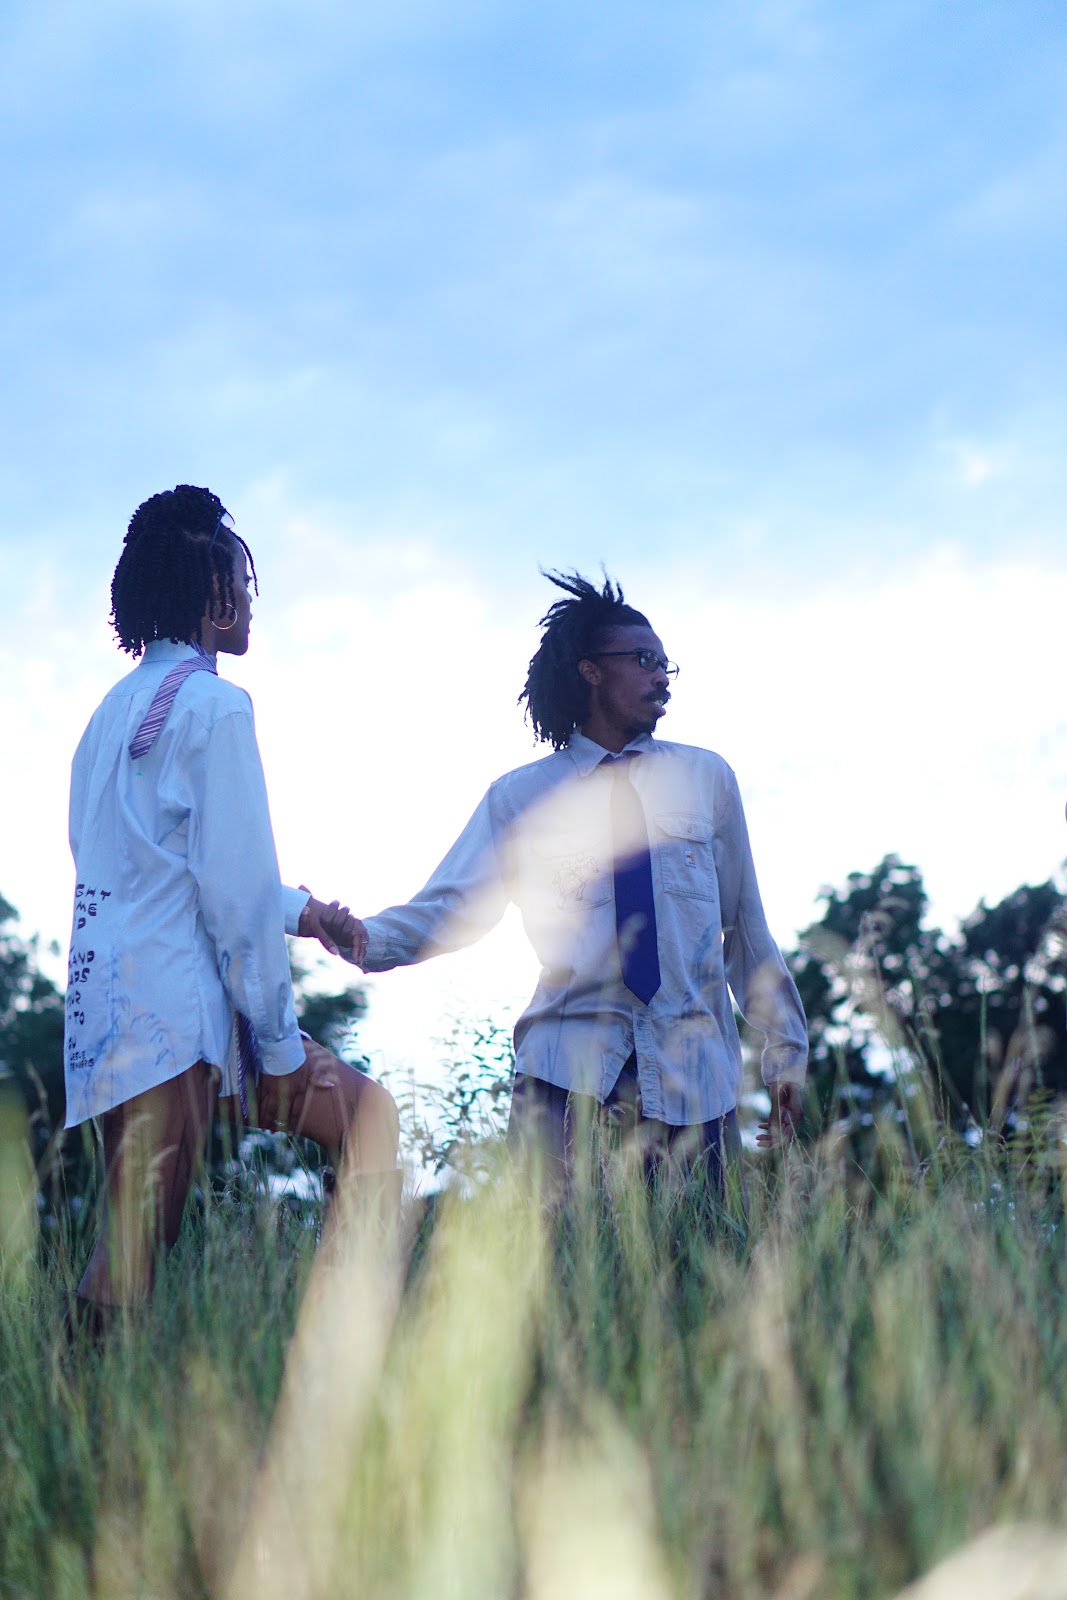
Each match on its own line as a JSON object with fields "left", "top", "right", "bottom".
{"left": 0, "top": 892, "right": 83, "bottom": 1211}
{"left": 5, "top": 868, "right": 1067, "bottom": 1597}
{"left": 0, "top": 890, "right": 66, "bottom": 1116}
{"left": 383, "top": 1014, "right": 515, "bottom": 1179}
{"left": 288, "top": 947, "right": 369, "bottom": 1066}
{"left": 5, "top": 1139, "right": 1067, "bottom": 1598}
{"left": 789, "top": 854, "right": 1067, "bottom": 1153}
{"left": 0, "top": 1182, "right": 317, "bottom": 1598}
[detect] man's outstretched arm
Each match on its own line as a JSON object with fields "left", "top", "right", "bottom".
{"left": 318, "top": 788, "right": 510, "bottom": 972}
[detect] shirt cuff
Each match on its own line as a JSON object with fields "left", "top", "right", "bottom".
{"left": 258, "top": 1031, "right": 308, "bottom": 1077}
{"left": 358, "top": 922, "right": 391, "bottom": 971}
{"left": 761, "top": 1046, "right": 808, "bottom": 1087}
{"left": 282, "top": 883, "right": 311, "bottom": 937}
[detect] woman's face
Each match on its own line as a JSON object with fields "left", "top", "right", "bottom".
{"left": 201, "top": 541, "right": 253, "bottom": 656}
{"left": 218, "top": 548, "right": 253, "bottom": 656}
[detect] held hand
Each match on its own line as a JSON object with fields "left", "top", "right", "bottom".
{"left": 319, "top": 901, "right": 369, "bottom": 965}
{"left": 297, "top": 886, "right": 369, "bottom": 962}
{"left": 756, "top": 1081, "right": 803, "bottom": 1150}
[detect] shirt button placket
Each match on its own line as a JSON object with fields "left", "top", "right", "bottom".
{"left": 632, "top": 1004, "right": 663, "bottom": 1121}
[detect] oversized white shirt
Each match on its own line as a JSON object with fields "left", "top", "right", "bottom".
{"left": 64, "top": 640, "right": 307, "bottom": 1127}
{"left": 358, "top": 731, "right": 808, "bottom": 1124}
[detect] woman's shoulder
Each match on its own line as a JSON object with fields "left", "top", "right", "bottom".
{"left": 95, "top": 649, "right": 254, "bottom": 720}
{"left": 179, "top": 669, "right": 254, "bottom": 727}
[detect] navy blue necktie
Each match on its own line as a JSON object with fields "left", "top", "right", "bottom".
{"left": 606, "top": 753, "right": 661, "bottom": 1005}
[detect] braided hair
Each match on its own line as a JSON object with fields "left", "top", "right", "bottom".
{"left": 519, "top": 569, "right": 650, "bottom": 750}
{"left": 110, "top": 484, "right": 259, "bottom": 656}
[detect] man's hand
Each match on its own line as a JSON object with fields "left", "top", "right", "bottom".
{"left": 297, "top": 885, "right": 369, "bottom": 963}
{"left": 756, "top": 1081, "right": 803, "bottom": 1149}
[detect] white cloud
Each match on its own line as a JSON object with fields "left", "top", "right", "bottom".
{"left": 937, "top": 434, "right": 1011, "bottom": 490}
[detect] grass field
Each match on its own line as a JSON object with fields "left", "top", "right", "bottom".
{"left": 2, "top": 1110, "right": 1067, "bottom": 1600}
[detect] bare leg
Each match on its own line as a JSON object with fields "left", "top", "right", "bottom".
{"left": 78, "top": 1061, "right": 218, "bottom": 1308}
{"left": 236, "top": 1038, "right": 402, "bottom": 1242}
{"left": 78, "top": 1045, "right": 400, "bottom": 1310}
{"left": 240, "top": 1039, "right": 400, "bottom": 1175}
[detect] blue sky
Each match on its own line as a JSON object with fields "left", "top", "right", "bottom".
{"left": 2, "top": 0, "right": 1065, "bottom": 1074}
{"left": 4, "top": 0, "right": 1063, "bottom": 573}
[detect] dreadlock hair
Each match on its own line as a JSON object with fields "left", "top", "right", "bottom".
{"left": 519, "top": 569, "right": 650, "bottom": 750}
{"left": 110, "top": 484, "right": 259, "bottom": 656}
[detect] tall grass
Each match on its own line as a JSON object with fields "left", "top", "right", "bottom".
{"left": 3, "top": 1107, "right": 1067, "bottom": 1599}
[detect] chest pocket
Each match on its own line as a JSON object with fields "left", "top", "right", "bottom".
{"left": 529, "top": 834, "right": 613, "bottom": 911}
{"left": 653, "top": 812, "right": 716, "bottom": 901}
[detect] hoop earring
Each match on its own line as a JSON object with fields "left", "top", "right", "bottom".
{"left": 215, "top": 604, "right": 239, "bottom": 631}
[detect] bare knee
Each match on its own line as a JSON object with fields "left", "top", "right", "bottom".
{"left": 353, "top": 1075, "right": 400, "bottom": 1169}
{"left": 369, "top": 1077, "right": 401, "bottom": 1159}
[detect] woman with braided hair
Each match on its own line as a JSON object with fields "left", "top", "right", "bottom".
{"left": 65, "top": 485, "right": 397, "bottom": 1330}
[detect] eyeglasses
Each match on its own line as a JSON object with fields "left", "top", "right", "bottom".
{"left": 587, "top": 649, "right": 679, "bottom": 678}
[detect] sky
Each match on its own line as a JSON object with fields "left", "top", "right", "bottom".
{"left": 2, "top": 0, "right": 1065, "bottom": 1081}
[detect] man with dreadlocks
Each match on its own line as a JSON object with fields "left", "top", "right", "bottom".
{"left": 65, "top": 484, "right": 399, "bottom": 1327}
{"left": 335, "top": 570, "right": 807, "bottom": 1188}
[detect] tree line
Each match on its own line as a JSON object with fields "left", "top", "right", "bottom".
{"left": 790, "top": 854, "right": 1067, "bottom": 1148}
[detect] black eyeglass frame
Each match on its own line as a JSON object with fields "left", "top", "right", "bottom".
{"left": 586, "top": 649, "right": 679, "bottom": 678}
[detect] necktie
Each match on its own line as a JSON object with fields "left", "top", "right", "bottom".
{"left": 607, "top": 753, "right": 661, "bottom": 1004}
{"left": 128, "top": 645, "right": 260, "bottom": 1116}
{"left": 128, "top": 643, "right": 217, "bottom": 758}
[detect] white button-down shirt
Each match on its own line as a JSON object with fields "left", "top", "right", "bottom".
{"left": 64, "top": 640, "right": 307, "bottom": 1127}
{"left": 360, "top": 731, "right": 807, "bottom": 1124}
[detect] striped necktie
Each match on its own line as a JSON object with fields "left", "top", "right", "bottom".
{"left": 128, "top": 643, "right": 260, "bottom": 1116}
{"left": 128, "top": 643, "right": 217, "bottom": 759}
{"left": 605, "top": 752, "right": 661, "bottom": 1005}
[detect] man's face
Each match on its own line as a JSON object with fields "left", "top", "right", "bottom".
{"left": 580, "top": 623, "right": 673, "bottom": 742}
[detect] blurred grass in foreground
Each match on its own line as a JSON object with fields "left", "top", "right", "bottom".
{"left": 3, "top": 1112, "right": 1067, "bottom": 1600}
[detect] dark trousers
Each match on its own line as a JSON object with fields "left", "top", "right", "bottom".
{"left": 506, "top": 1053, "right": 742, "bottom": 1198}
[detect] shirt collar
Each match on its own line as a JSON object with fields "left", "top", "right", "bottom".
{"left": 141, "top": 639, "right": 215, "bottom": 667}
{"left": 565, "top": 729, "right": 658, "bottom": 776}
